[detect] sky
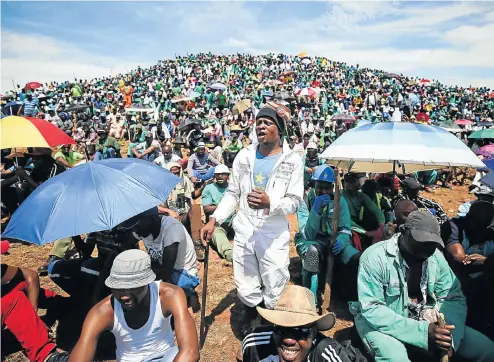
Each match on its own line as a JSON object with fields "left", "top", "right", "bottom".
{"left": 1, "top": 1, "right": 494, "bottom": 92}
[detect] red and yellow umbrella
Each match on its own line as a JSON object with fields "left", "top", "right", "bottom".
{"left": 1, "top": 116, "right": 75, "bottom": 149}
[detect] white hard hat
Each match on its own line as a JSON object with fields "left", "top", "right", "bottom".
{"left": 307, "top": 142, "right": 318, "bottom": 149}
{"left": 214, "top": 164, "right": 230, "bottom": 174}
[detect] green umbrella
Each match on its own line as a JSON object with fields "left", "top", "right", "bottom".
{"left": 468, "top": 128, "right": 494, "bottom": 139}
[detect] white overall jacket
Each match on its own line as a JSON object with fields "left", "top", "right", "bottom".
{"left": 212, "top": 140, "right": 304, "bottom": 239}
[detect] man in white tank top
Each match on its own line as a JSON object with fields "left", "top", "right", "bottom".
{"left": 69, "top": 250, "right": 199, "bottom": 362}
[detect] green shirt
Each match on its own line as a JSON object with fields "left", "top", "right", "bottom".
{"left": 97, "top": 136, "right": 121, "bottom": 154}
{"left": 54, "top": 151, "right": 84, "bottom": 166}
{"left": 217, "top": 94, "right": 227, "bottom": 107}
{"left": 341, "top": 190, "right": 385, "bottom": 228}
{"left": 202, "top": 183, "right": 232, "bottom": 223}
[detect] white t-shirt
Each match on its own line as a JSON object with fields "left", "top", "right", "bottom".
{"left": 135, "top": 216, "right": 197, "bottom": 276}
{"left": 154, "top": 154, "right": 182, "bottom": 168}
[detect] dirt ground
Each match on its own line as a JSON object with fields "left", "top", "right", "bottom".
{"left": 2, "top": 178, "right": 475, "bottom": 361}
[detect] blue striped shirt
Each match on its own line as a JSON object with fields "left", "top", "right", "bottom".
{"left": 22, "top": 98, "right": 39, "bottom": 116}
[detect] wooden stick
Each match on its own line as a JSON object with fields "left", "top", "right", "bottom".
{"left": 322, "top": 167, "right": 341, "bottom": 312}
{"left": 199, "top": 242, "right": 210, "bottom": 349}
{"left": 437, "top": 313, "right": 449, "bottom": 362}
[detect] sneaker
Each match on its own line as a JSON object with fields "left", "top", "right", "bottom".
{"left": 45, "top": 350, "right": 69, "bottom": 362}
{"left": 38, "top": 255, "right": 61, "bottom": 276}
{"left": 193, "top": 239, "right": 205, "bottom": 261}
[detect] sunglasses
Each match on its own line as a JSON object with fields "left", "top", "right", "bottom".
{"left": 273, "top": 326, "right": 313, "bottom": 340}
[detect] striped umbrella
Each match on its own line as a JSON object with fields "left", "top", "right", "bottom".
{"left": 1, "top": 116, "right": 75, "bottom": 149}
{"left": 296, "top": 87, "right": 317, "bottom": 97}
{"left": 320, "top": 122, "right": 484, "bottom": 173}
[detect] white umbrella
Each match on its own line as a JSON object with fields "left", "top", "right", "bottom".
{"left": 125, "top": 103, "right": 155, "bottom": 114}
{"left": 209, "top": 82, "right": 227, "bottom": 91}
{"left": 320, "top": 122, "right": 485, "bottom": 173}
{"left": 301, "top": 58, "right": 312, "bottom": 65}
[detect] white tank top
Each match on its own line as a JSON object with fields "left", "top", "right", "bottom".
{"left": 112, "top": 281, "right": 175, "bottom": 362}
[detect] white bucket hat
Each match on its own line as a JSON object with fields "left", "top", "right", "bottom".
{"left": 105, "top": 249, "right": 156, "bottom": 289}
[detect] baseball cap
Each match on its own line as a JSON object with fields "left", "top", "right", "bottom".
{"left": 402, "top": 177, "right": 421, "bottom": 190}
{"left": 197, "top": 141, "right": 206, "bottom": 148}
{"left": 214, "top": 164, "right": 230, "bottom": 174}
{"left": 105, "top": 249, "right": 156, "bottom": 289}
{"left": 403, "top": 210, "right": 444, "bottom": 247}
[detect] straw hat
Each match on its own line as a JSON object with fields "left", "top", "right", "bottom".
{"left": 230, "top": 125, "right": 243, "bottom": 132}
{"left": 256, "top": 285, "right": 336, "bottom": 331}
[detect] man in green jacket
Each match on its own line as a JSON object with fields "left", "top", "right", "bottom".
{"left": 341, "top": 174, "right": 386, "bottom": 243}
{"left": 295, "top": 165, "right": 360, "bottom": 302}
{"left": 350, "top": 210, "right": 494, "bottom": 361}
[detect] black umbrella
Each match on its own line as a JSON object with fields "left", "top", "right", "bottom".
{"left": 65, "top": 104, "right": 89, "bottom": 112}
{"left": 178, "top": 118, "right": 201, "bottom": 132}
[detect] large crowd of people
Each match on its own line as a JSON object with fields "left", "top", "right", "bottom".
{"left": 2, "top": 53, "right": 494, "bottom": 362}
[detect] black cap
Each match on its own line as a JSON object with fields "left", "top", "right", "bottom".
{"left": 118, "top": 207, "right": 158, "bottom": 230}
{"left": 256, "top": 107, "right": 286, "bottom": 137}
{"left": 402, "top": 177, "right": 421, "bottom": 190}
{"left": 404, "top": 210, "right": 444, "bottom": 247}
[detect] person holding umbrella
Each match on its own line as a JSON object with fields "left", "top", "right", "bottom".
{"left": 200, "top": 103, "right": 304, "bottom": 327}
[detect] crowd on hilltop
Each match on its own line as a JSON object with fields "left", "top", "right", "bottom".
{"left": 2, "top": 53, "right": 494, "bottom": 362}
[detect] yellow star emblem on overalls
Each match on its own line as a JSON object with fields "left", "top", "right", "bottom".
{"left": 255, "top": 172, "right": 265, "bottom": 185}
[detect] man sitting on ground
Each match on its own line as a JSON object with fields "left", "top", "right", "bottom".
{"left": 154, "top": 144, "right": 182, "bottom": 169}
{"left": 394, "top": 177, "right": 447, "bottom": 224}
{"left": 200, "top": 164, "right": 234, "bottom": 262}
{"left": 341, "top": 174, "right": 386, "bottom": 245}
{"left": 130, "top": 131, "right": 161, "bottom": 162}
{"left": 350, "top": 210, "right": 494, "bottom": 361}
{"left": 69, "top": 250, "right": 199, "bottom": 362}
{"left": 243, "top": 284, "right": 364, "bottom": 362}
{"left": 2, "top": 263, "right": 68, "bottom": 362}
{"left": 54, "top": 144, "right": 84, "bottom": 169}
{"left": 120, "top": 208, "right": 200, "bottom": 310}
{"left": 187, "top": 141, "right": 220, "bottom": 183}
{"left": 94, "top": 129, "right": 121, "bottom": 160}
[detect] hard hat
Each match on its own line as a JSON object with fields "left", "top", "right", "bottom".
{"left": 311, "top": 164, "right": 335, "bottom": 183}
{"left": 214, "top": 164, "right": 230, "bottom": 174}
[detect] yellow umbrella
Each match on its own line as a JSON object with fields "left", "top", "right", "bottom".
{"left": 1, "top": 116, "right": 75, "bottom": 149}
{"left": 232, "top": 99, "right": 252, "bottom": 116}
{"left": 297, "top": 52, "right": 307, "bottom": 57}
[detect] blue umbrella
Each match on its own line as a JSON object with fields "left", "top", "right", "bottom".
{"left": 481, "top": 171, "right": 494, "bottom": 189}
{"left": 355, "top": 119, "right": 371, "bottom": 128}
{"left": 482, "top": 158, "right": 494, "bottom": 171}
{"left": 2, "top": 101, "right": 22, "bottom": 115}
{"left": 3, "top": 158, "right": 180, "bottom": 245}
